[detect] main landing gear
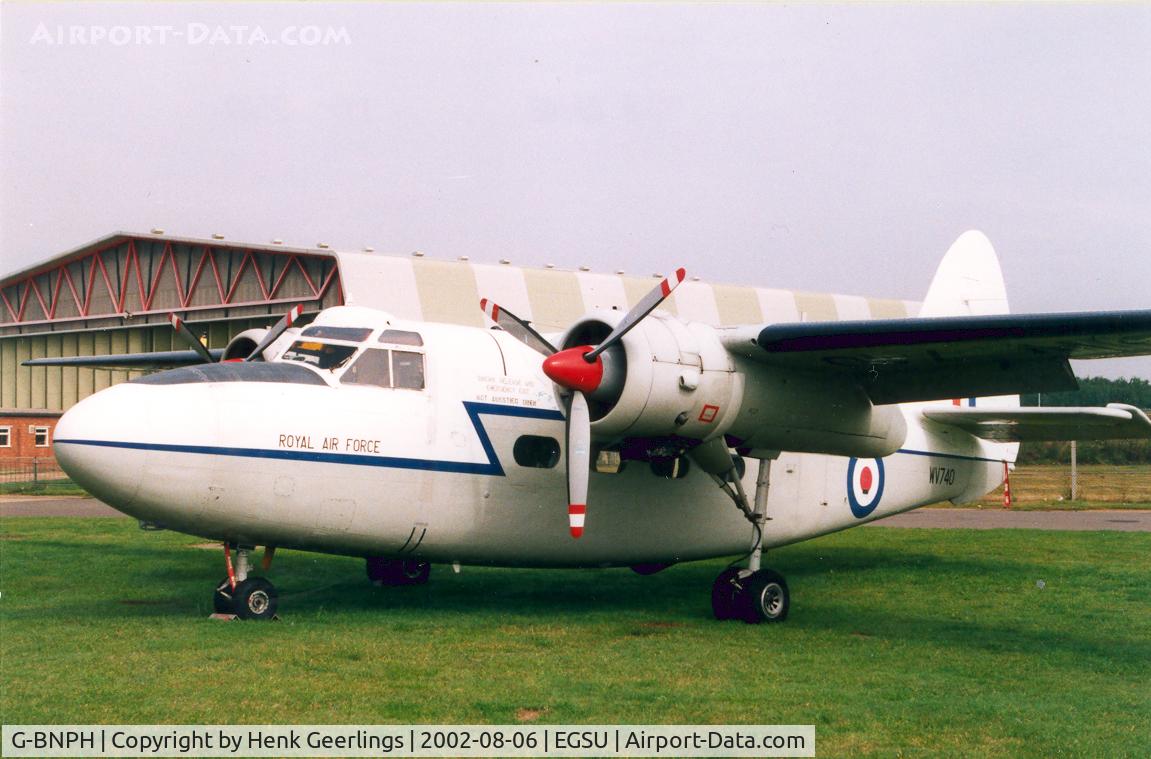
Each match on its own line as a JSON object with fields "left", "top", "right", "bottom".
{"left": 710, "top": 456, "right": 791, "bottom": 624}
{"left": 366, "top": 557, "right": 431, "bottom": 586}
{"left": 212, "top": 544, "right": 279, "bottom": 621}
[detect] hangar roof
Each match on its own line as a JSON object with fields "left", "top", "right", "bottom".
{"left": 2, "top": 230, "right": 920, "bottom": 338}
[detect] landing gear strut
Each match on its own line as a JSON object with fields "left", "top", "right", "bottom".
{"left": 212, "top": 544, "right": 279, "bottom": 620}
{"left": 710, "top": 457, "right": 791, "bottom": 624}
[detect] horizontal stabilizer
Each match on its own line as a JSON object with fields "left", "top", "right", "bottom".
{"left": 22, "top": 349, "right": 224, "bottom": 371}
{"left": 922, "top": 403, "right": 1151, "bottom": 442}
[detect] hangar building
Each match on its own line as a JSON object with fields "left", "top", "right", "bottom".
{"left": 1, "top": 230, "right": 918, "bottom": 471}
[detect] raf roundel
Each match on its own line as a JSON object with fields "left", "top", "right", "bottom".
{"left": 846, "top": 457, "right": 885, "bottom": 518}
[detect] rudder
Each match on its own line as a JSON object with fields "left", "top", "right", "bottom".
{"left": 919, "top": 230, "right": 1009, "bottom": 318}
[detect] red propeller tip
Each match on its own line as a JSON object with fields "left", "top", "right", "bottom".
{"left": 568, "top": 504, "right": 586, "bottom": 539}
{"left": 542, "top": 346, "right": 603, "bottom": 393}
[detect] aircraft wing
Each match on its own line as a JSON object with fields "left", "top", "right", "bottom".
{"left": 722, "top": 309, "right": 1151, "bottom": 404}
{"left": 22, "top": 349, "right": 225, "bottom": 371}
{"left": 922, "top": 403, "right": 1151, "bottom": 442}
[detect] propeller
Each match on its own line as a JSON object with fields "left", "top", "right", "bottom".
{"left": 480, "top": 268, "right": 686, "bottom": 539}
{"left": 169, "top": 314, "right": 215, "bottom": 364}
{"left": 480, "top": 298, "right": 557, "bottom": 355}
{"left": 244, "top": 304, "right": 304, "bottom": 361}
{"left": 169, "top": 304, "right": 303, "bottom": 364}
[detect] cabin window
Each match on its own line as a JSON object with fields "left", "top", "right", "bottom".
{"left": 379, "top": 329, "right": 424, "bottom": 347}
{"left": 281, "top": 341, "right": 358, "bottom": 370}
{"left": 513, "top": 436, "right": 561, "bottom": 469}
{"left": 392, "top": 350, "right": 425, "bottom": 390}
{"left": 33, "top": 426, "right": 50, "bottom": 448}
{"left": 341, "top": 349, "right": 391, "bottom": 388}
{"left": 301, "top": 326, "right": 373, "bottom": 342}
{"left": 0, "top": 427, "right": 10, "bottom": 447}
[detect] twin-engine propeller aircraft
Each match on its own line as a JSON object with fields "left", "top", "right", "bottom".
{"left": 30, "top": 231, "right": 1151, "bottom": 623}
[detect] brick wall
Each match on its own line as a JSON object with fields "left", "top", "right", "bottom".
{"left": 0, "top": 411, "right": 62, "bottom": 460}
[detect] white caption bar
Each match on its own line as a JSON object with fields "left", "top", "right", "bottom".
{"left": 4, "top": 725, "right": 815, "bottom": 757}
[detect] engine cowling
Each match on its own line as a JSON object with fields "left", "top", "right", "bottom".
{"left": 221, "top": 329, "right": 269, "bottom": 361}
{"left": 554, "top": 311, "right": 742, "bottom": 442}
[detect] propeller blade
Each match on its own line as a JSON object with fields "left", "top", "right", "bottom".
{"left": 565, "top": 390, "right": 591, "bottom": 539}
{"left": 479, "top": 298, "right": 558, "bottom": 355}
{"left": 169, "top": 314, "right": 215, "bottom": 364}
{"left": 245, "top": 305, "right": 304, "bottom": 361}
{"left": 585, "top": 268, "right": 686, "bottom": 361}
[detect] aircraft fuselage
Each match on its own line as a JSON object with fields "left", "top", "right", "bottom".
{"left": 54, "top": 309, "right": 1010, "bottom": 568}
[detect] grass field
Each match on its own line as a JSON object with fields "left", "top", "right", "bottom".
{"left": 0, "top": 480, "right": 86, "bottom": 497}
{"left": 963, "top": 465, "right": 1151, "bottom": 510}
{"left": 2, "top": 519, "right": 1148, "bottom": 757}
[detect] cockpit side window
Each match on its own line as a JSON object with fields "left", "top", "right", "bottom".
{"left": 341, "top": 349, "right": 391, "bottom": 388}
{"left": 281, "top": 341, "right": 358, "bottom": 370}
{"left": 379, "top": 330, "right": 423, "bottom": 347}
{"left": 392, "top": 350, "right": 425, "bottom": 390}
{"left": 340, "top": 348, "right": 425, "bottom": 390}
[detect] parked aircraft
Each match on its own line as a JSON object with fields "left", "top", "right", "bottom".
{"left": 31, "top": 232, "right": 1151, "bottom": 622}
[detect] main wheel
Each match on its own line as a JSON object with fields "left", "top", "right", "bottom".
{"left": 367, "top": 558, "right": 430, "bottom": 586}
{"left": 395, "top": 559, "right": 430, "bottom": 585}
{"left": 739, "top": 569, "right": 789, "bottom": 624}
{"left": 232, "top": 577, "right": 279, "bottom": 620}
{"left": 710, "top": 568, "right": 744, "bottom": 621}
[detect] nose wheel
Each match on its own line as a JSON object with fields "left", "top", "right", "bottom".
{"left": 211, "top": 544, "right": 279, "bottom": 621}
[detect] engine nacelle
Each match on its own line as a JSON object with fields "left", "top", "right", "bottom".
{"left": 724, "top": 357, "right": 906, "bottom": 459}
{"left": 557, "top": 311, "right": 742, "bottom": 442}
{"left": 221, "top": 329, "right": 268, "bottom": 361}
{"left": 555, "top": 312, "right": 905, "bottom": 460}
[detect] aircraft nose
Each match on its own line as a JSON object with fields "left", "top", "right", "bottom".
{"left": 55, "top": 384, "right": 148, "bottom": 513}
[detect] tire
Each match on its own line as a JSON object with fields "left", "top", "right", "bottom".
{"left": 395, "top": 560, "right": 430, "bottom": 585}
{"left": 710, "top": 568, "right": 744, "bottom": 621}
{"left": 367, "top": 558, "right": 430, "bottom": 586}
{"left": 365, "top": 557, "right": 390, "bottom": 586}
{"left": 739, "top": 569, "right": 789, "bottom": 624}
{"left": 232, "top": 577, "right": 279, "bottom": 620}
{"left": 213, "top": 577, "right": 234, "bottom": 614}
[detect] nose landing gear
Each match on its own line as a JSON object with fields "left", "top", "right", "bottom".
{"left": 211, "top": 544, "right": 279, "bottom": 621}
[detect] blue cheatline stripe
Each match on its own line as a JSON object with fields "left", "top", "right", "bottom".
{"left": 55, "top": 401, "right": 565, "bottom": 477}
{"left": 896, "top": 448, "right": 1004, "bottom": 464}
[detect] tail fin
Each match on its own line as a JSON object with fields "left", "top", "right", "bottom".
{"left": 921, "top": 231, "right": 1020, "bottom": 465}
{"left": 919, "top": 230, "right": 1009, "bottom": 318}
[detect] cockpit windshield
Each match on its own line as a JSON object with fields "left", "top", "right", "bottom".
{"left": 281, "top": 340, "right": 358, "bottom": 370}
{"left": 301, "top": 326, "right": 373, "bottom": 342}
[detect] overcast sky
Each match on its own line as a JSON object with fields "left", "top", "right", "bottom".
{"left": 2, "top": 2, "right": 1148, "bottom": 378}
